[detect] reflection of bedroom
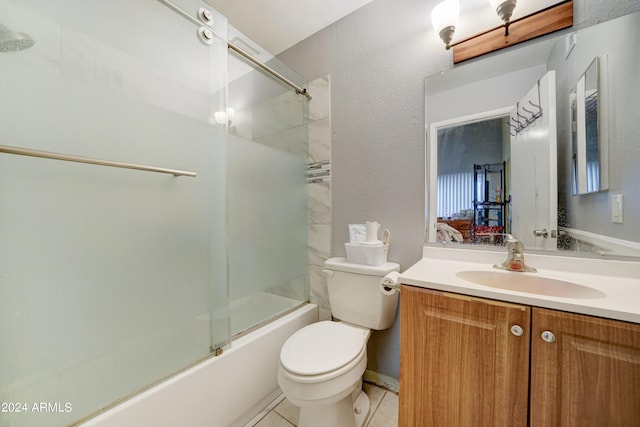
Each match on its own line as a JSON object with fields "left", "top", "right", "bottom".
{"left": 436, "top": 117, "right": 510, "bottom": 244}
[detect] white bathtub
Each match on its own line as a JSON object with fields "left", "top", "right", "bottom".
{"left": 78, "top": 303, "right": 318, "bottom": 427}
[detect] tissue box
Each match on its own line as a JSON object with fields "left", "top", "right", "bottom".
{"left": 344, "top": 243, "right": 388, "bottom": 266}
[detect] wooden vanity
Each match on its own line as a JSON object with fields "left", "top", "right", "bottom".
{"left": 398, "top": 286, "right": 640, "bottom": 426}
{"left": 398, "top": 248, "right": 640, "bottom": 426}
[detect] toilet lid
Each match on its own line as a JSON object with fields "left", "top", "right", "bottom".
{"left": 280, "top": 322, "right": 367, "bottom": 376}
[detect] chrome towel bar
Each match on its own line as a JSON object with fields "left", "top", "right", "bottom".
{"left": 0, "top": 144, "right": 197, "bottom": 177}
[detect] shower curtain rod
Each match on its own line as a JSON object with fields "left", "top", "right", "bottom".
{"left": 0, "top": 145, "right": 197, "bottom": 177}
{"left": 226, "top": 42, "right": 312, "bottom": 100}
{"left": 156, "top": 0, "right": 312, "bottom": 100}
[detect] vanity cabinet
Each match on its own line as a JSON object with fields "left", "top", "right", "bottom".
{"left": 399, "top": 286, "right": 530, "bottom": 426}
{"left": 530, "top": 308, "right": 640, "bottom": 426}
{"left": 399, "top": 285, "right": 640, "bottom": 427}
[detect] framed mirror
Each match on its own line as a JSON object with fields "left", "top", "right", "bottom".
{"left": 425, "top": 12, "right": 640, "bottom": 258}
{"left": 428, "top": 69, "right": 558, "bottom": 251}
{"left": 572, "top": 56, "right": 609, "bottom": 195}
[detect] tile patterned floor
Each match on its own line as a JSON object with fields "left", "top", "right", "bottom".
{"left": 250, "top": 383, "right": 398, "bottom": 427}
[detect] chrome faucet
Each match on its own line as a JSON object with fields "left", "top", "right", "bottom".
{"left": 493, "top": 235, "right": 537, "bottom": 272}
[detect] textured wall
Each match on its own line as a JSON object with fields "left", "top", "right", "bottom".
{"left": 278, "top": 0, "right": 639, "bottom": 380}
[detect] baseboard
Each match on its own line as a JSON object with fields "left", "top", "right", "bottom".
{"left": 363, "top": 369, "right": 399, "bottom": 393}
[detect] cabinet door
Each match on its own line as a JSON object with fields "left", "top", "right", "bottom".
{"left": 399, "top": 286, "right": 530, "bottom": 427}
{"left": 531, "top": 308, "right": 640, "bottom": 426}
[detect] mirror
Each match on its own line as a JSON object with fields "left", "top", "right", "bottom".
{"left": 428, "top": 70, "right": 558, "bottom": 251}
{"left": 572, "top": 56, "right": 609, "bottom": 194}
{"left": 425, "top": 11, "right": 640, "bottom": 258}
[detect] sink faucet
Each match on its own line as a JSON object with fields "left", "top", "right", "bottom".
{"left": 494, "top": 235, "right": 537, "bottom": 272}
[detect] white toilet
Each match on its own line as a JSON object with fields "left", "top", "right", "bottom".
{"left": 278, "top": 257, "right": 400, "bottom": 427}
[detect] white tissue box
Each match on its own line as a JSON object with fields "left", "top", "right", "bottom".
{"left": 344, "top": 243, "right": 388, "bottom": 266}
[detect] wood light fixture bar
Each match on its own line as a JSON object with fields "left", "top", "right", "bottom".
{"left": 452, "top": 0, "right": 573, "bottom": 64}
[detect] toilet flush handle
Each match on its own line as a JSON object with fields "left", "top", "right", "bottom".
{"left": 322, "top": 269, "right": 334, "bottom": 278}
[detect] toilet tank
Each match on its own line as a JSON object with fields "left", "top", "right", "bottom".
{"left": 323, "top": 257, "right": 400, "bottom": 330}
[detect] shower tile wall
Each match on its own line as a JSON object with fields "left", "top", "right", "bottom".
{"left": 307, "top": 75, "right": 332, "bottom": 320}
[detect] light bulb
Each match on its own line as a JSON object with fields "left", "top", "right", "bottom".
{"left": 431, "top": 0, "right": 459, "bottom": 32}
{"left": 431, "top": 0, "right": 459, "bottom": 49}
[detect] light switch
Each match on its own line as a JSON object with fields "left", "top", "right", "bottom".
{"left": 611, "top": 194, "right": 624, "bottom": 223}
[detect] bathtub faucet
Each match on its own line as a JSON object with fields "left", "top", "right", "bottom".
{"left": 493, "top": 234, "right": 537, "bottom": 272}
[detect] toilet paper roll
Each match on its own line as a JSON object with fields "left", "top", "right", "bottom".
{"left": 366, "top": 221, "right": 380, "bottom": 243}
{"left": 380, "top": 271, "right": 400, "bottom": 295}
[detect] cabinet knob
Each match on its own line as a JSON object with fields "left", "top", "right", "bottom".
{"left": 510, "top": 325, "right": 524, "bottom": 336}
{"left": 541, "top": 330, "right": 556, "bottom": 343}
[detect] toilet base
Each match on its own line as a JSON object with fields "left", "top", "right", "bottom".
{"left": 297, "top": 390, "right": 370, "bottom": 427}
{"left": 353, "top": 390, "right": 371, "bottom": 427}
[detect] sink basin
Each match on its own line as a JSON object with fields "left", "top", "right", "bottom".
{"left": 455, "top": 270, "right": 606, "bottom": 299}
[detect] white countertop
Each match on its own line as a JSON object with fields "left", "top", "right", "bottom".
{"left": 399, "top": 246, "right": 640, "bottom": 324}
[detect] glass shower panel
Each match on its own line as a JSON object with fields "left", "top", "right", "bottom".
{"left": 0, "top": 1, "right": 228, "bottom": 426}
{"left": 227, "top": 27, "right": 310, "bottom": 336}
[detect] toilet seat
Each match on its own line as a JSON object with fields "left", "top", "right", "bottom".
{"left": 280, "top": 321, "right": 368, "bottom": 376}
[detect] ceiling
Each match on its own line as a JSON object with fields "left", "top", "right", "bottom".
{"left": 204, "top": 0, "right": 564, "bottom": 56}
{"left": 204, "top": 0, "right": 374, "bottom": 55}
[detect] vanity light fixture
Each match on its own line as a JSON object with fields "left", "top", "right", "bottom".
{"left": 430, "top": 0, "right": 459, "bottom": 50}
{"left": 489, "top": 0, "right": 517, "bottom": 35}
{"left": 432, "top": 0, "right": 514, "bottom": 50}
{"left": 432, "top": 0, "right": 573, "bottom": 64}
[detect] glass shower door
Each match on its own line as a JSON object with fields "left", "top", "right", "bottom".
{"left": 0, "top": 1, "right": 229, "bottom": 426}
{"left": 226, "top": 26, "right": 310, "bottom": 336}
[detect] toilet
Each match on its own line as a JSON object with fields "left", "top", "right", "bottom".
{"left": 278, "top": 257, "right": 400, "bottom": 427}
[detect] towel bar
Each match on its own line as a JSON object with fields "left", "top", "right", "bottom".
{"left": 0, "top": 144, "right": 197, "bottom": 177}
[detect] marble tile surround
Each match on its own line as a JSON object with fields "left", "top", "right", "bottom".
{"left": 307, "top": 75, "right": 332, "bottom": 311}
{"left": 307, "top": 118, "right": 331, "bottom": 164}
{"left": 308, "top": 182, "right": 330, "bottom": 224}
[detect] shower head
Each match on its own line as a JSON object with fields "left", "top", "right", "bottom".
{"left": 0, "top": 23, "right": 35, "bottom": 52}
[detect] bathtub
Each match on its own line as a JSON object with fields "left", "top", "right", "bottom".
{"left": 78, "top": 302, "right": 318, "bottom": 427}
